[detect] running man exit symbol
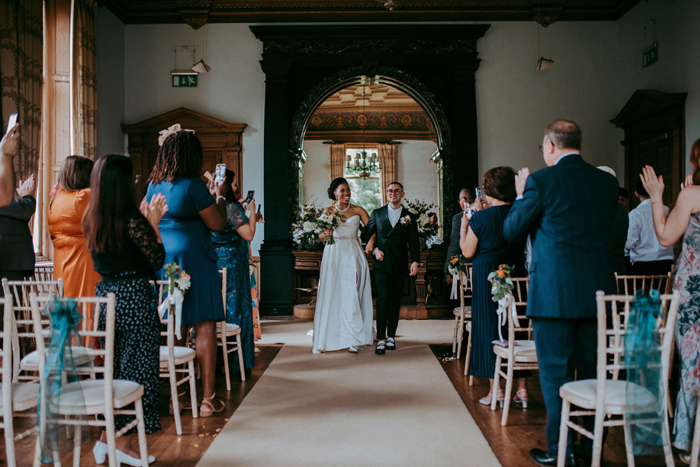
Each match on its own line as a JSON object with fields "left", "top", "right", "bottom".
{"left": 172, "top": 74, "right": 198, "bottom": 87}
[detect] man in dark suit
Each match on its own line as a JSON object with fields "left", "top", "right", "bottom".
{"left": 0, "top": 174, "right": 36, "bottom": 281}
{"left": 444, "top": 187, "right": 475, "bottom": 283}
{"left": 364, "top": 182, "right": 420, "bottom": 355}
{"left": 503, "top": 120, "right": 618, "bottom": 466}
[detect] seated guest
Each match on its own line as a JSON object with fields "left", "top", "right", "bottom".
{"left": 459, "top": 166, "right": 528, "bottom": 406}
{"left": 444, "top": 188, "right": 475, "bottom": 285}
{"left": 0, "top": 123, "right": 19, "bottom": 208}
{"left": 0, "top": 173, "right": 36, "bottom": 281}
{"left": 211, "top": 170, "right": 263, "bottom": 375}
{"left": 625, "top": 178, "right": 675, "bottom": 275}
{"left": 84, "top": 155, "right": 167, "bottom": 464}
{"left": 49, "top": 156, "right": 101, "bottom": 297}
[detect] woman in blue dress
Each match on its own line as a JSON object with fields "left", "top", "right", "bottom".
{"left": 147, "top": 130, "right": 227, "bottom": 417}
{"left": 212, "top": 170, "right": 262, "bottom": 374}
{"left": 460, "top": 166, "right": 529, "bottom": 407}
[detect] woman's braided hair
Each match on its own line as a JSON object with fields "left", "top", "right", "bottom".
{"left": 148, "top": 131, "right": 203, "bottom": 184}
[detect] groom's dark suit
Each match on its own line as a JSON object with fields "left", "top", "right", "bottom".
{"left": 364, "top": 205, "right": 420, "bottom": 340}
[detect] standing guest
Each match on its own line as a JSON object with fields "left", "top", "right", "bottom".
{"left": 625, "top": 178, "right": 675, "bottom": 275}
{"left": 147, "top": 130, "right": 227, "bottom": 417}
{"left": 444, "top": 188, "right": 475, "bottom": 285}
{"left": 211, "top": 169, "right": 262, "bottom": 374}
{"left": 459, "top": 167, "right": 528, "bottom": 406}
{"left": 619, "top": 187, "right": 630, "bottom": 209}
{"left": 83, "top": 155, "right": 166, "bottom": 465}
{"left": 640, "top": 138, "right": 700, "bottom": 464}
{"left": 504, "top": 120, "right": 618, "bottom": 466}
{"left": 0, "top": 174, "right": 36, "bottom": 281}
{"left": 0, "top": 124, "right": 19, "bottom": 208}
{"left": 48, "top": 156, "right": 101, "bottom": 299}
{"left": 427, "top": 212, "right": 438, "bottom": 226}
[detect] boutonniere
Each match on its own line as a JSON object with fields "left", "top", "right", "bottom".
{"left": 400, "top": 215, "right": 411, "bottom": 225}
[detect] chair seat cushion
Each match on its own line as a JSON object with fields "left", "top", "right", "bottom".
{"left": 159, "top": 345, "right": 196, "bottom": 365}
{"left": 453, "top": 307, "right": 472, "bottom": 318}
{"left": 0, "top": 383, "right": 39, "bottom": 411}
{"left": 53, "top": 380, "right": 143, "bottom": 414}
{"left": 217, "top": 322, "right": 241, "bottom": 336}
{"left": 493, "top": 340, "right": 538, "bottom": 361}
{"left": 21, "top": 346, "right": 94, "bottom": 370}
{"left": 560, "top": 379, "right": 658, "bottom": 415}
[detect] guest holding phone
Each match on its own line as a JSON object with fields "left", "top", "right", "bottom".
{"left": 211, "top": 169, "right": 263, "bottom": 376}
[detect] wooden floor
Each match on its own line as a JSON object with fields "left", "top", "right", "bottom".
{"left": 1, "top": 338, "right": 688, "bottom": 466}
{"left": 430, "top": 343, "right": 682, "bottom": 467}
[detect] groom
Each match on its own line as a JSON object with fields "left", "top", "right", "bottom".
{"left": 364, "top": 182, "right": 420, "bottom": 355}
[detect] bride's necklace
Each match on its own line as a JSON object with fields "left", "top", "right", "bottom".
{"left": 336, "top": 203, "right": 351, "bottom": 213}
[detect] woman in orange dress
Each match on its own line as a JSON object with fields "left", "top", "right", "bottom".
{"left": 48, "top": 156, "right": 101, "bottom": 321}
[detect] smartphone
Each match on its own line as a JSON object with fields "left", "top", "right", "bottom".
{"left": 5, "top": 113, "right": 17, "bottom": 135}
{"left": 214, "top": 164, "right": 226, "bottom": 184}
{"left": 257, "top": 204, "right": 262, "bottom": 213}
{"left": 475, "top": 187, "right": 482, "bottom": 200}
{"left": 244, "top": 190, "right": 255, "bottom": 204}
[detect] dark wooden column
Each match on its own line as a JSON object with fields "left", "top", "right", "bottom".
{"left": 259, "top": 60, "right": 295, "bottom": 316}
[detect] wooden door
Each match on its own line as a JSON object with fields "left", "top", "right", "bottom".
{"left": 626, "top": 130, "right": 682, "bottom": 210}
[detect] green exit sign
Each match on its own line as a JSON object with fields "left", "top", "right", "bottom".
{"left": 172, "top": 73, "right": 198, "bottom": 87}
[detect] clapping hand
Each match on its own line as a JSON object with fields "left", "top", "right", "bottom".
{"left": 0, "top": 124, "right": 19, "bottom": 158}
{"left": 681, "top": 173, "right": 694, "bottom": 191}
{"left": 141, "top": 193, "right": 169, "bottom": 229}
{"left": 460, "top": 213, "right": 469, "bottom": 231}
{"left": 515, "top": 168, "right": 530, "bottom": 197}
{"left": 640, "top": 166, "right": 664, "bottom": 201}
{"left": 17, "top": 174, "right": 35, "bottom": 198}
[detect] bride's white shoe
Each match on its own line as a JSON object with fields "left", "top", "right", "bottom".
{"left": 93, "top": 440, "right": 155, "bottom": 466}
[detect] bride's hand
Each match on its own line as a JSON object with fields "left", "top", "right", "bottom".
{"left": 374, "top": 248, "right": 384, "bottom": 261}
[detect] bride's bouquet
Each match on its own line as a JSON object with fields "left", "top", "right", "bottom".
{"left": 316, "top": 210, "right": 346, "bottom": 245}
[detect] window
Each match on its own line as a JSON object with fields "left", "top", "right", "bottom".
{"left": 343, "top": 147, "right": 382, "bottom": 215}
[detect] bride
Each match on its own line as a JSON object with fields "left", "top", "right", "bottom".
{"left": 312, "top": 177, "right": 374, "bottom": 354}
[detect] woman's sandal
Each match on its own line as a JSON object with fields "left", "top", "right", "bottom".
{"left": 169, "top": 392, "right": 190, "bottom": 415}
{"left": 200, "top": 394, "right": 226, "bottom": 418}
{"left": 513, "top": 389, "right": 529, "bottom": 408}
{"left": 479, "top": 390, "right": 504, "bottom": 407}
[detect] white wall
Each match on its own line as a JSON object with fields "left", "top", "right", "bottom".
{"left": 96, "top": 8, "right": 125, "bottom": 156}
{"left": 616, "top": 0, "right": 700, "bottom": 171}
{"left": 122, "top": 22, "right": 266, "bottom": 253}
{"left": 301, "top": 140, "right": 439, "bottom": 208}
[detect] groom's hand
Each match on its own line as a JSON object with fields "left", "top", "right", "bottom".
{"left": 373, "top": 248, "right": 384, "bottom": 261}
{"left": 409, "top": 262, "right": 418, "bottom": 276}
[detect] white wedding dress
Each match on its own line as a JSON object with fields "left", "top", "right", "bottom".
{"left": 312, "top": 215, "right": 374, "bottom": 353}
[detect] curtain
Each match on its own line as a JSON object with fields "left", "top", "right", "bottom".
{"left": 0, "top": 0, "right": 43, "bottom": 182}
{"left": 70, "top": 0, "right": 97, "bottom": 158}
{"left": 328, "top": 144, "right": 345, "bottom": 182}
{"left": 378, "top": 143, "right": 397, "bottom": 204}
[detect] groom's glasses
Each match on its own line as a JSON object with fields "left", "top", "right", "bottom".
{"left": 386, "top": 189, "right": 402, "bottom": 194}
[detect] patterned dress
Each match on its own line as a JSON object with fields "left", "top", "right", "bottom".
{"left": 212, "top": 202, "right": 255, "bottom": 372}
{"left": 92, "top": 217, "right": 165, "bottom": 434}
{"left": 672, "top": 212, "right": 700, "bottom": 451}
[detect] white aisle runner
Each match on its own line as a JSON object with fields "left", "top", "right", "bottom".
{"left": 198, "top": 321, "right": 501, "bottom": 466}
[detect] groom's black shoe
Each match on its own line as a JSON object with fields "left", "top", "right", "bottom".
{"left": 529, "top": 448, "right": 577, "bottom": 467}
{"left": 375, "top": 341, "right": 386, "bottom": 355}
{"left": 386, "top": 337, "right": 396, "bottom": 351}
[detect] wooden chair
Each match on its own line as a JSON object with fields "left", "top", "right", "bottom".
{"left": 217, "top": 268, "right": 246, "bottom": 391}
{"left": 33, "top": 262, "right": 54, "bottom": 282}
{"left": 154, "top": 280, "right": 199, "bottom": 435}
{"left": 30, "top": 293, "right": 151, "bottom": 467}
{"left": 452, "top": 264, "right": 472, "bottom": 358}
{"left": 615, "top": 273, "right": 674, "bottom": 419}
{"left": 490, "top": 277, "right": 537, "bottom": 426}
{"left": 2, "top": 278, "right": 64, "bottom": 382}
{"left": 460, "top": 267, "right": 477, "bottom": 386}
{"left": 0, "top": 295, "right": 40, "bottom": 466}
{"left": 556, "top": 290, "right": 679, "bottom": 467}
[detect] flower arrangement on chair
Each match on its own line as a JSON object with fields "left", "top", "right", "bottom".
{"left": 488, "top": 264, "right": 519, "bottom": 345}
{"left": 160, "top": 261, "right": 191, "bottom": 339}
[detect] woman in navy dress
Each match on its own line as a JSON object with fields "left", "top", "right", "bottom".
{"left": 459, "top": 166, "right": 529, "bottom": 406}
{"left": 212, "top": 170, "right": 262, "bottom": 374}
{"left": 146, "top": 130, "right": 228, "bottom": 417}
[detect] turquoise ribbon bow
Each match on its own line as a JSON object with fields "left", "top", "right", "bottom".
{"left": 37, "top": 297, "right": 92, "bottom": 463}
{"left": 625, "top": 289, "right": 666, "bottom": 455}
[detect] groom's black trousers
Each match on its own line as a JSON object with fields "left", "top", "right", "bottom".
{"left": 374, "top": 270, "right": 404, "bottom": 340}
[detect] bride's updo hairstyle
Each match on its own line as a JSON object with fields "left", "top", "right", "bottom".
{"left": 328, "top": 177, "right": 348, "bottom": 200}
{"left": 691, "top": 138, "right": 700, "bottom": 185}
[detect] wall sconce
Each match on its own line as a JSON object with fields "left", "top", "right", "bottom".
{"left": 191, "top": 59, "right": 211, "bottom": 73}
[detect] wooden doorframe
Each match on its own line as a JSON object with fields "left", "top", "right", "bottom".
{"left": 611, "top": 90, "right": 687, "bottom": 209}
